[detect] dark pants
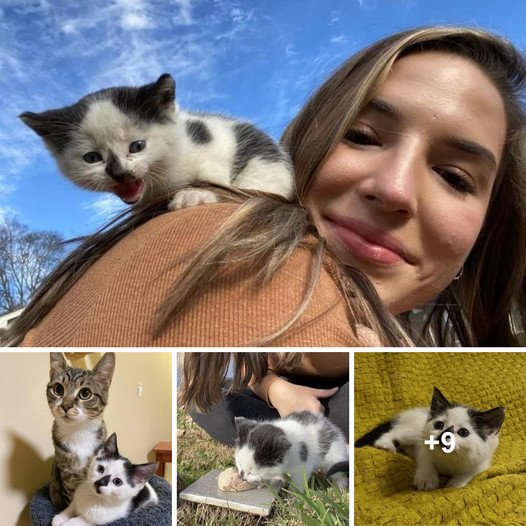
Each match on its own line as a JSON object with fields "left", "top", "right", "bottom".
{"left": 190, "top": 375, "right": 349, "bottom": 447}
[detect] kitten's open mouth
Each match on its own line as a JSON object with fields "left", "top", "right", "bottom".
{"left": 113, "top": 179, "right": 144, "bottom": 204}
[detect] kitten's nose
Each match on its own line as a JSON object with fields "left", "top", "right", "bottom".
{"left": 95, "top": 475, "right": 111, "bottom": 493}
{"left": 106, "top": 153, "right": 135, "bottom": 183}
{"left": 61, "top": 404, "right": 72, "bottom": 414}
{"left": 438, "top": 426, "right": 455, "bottom": 446}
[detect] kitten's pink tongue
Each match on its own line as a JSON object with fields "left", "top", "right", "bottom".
{"left": 113, "top": 180, "right": 144, "bottom": 204}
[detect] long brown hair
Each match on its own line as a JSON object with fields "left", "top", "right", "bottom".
{"left": 6, "top": 27, "right": 526, "bottom": 347}
{"left": 177, "top": 352, "right": 303, "bottom": 413}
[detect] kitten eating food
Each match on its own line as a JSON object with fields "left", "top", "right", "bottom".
{"left": 20, "top": 74, "right": 294, "bottom": 210}
{"left": 51, "top": 432, "right": 158, "bottom": 526}
{"left": 355, "top": 387, "right": 505, "bottom": 490}
{"left": 234, "top": 411, "right": 349, "bottom": 490}
{"left": 47, "top": 352, "right": 115, "bottom": 510}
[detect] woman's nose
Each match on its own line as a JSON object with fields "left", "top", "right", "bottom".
{"left": 358, "top": 147, "right": 420, "bottom": 217}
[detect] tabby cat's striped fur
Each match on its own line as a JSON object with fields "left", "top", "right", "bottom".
{"left": 47, "top": 352, "right": 115, "bottom": 510}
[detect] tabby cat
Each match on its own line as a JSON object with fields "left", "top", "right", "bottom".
{"left": 47, "top": 352, "right": 115, "bottom": 510}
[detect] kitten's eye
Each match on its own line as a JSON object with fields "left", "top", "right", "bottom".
{"left": 129, "top": 140, "right": 146, "bottom": 153}
{"left": 458, "top": 428, "right": 470, "bottom": 437}
{"left": 113, "top": 478, "right": 122, "bottom": 486}
{"left": 97, "top": 465, "right": 104, "bottom": 474}
{"left": 83, "top": 151, "right": 103, "bottom": 163}
{"left": 53, "top": 384, "right": 64, "bottom": 397}
{"left": 433, "top": 421, "right": 444, "bottom": 430}
{"left": 78, "top": 387, "right": 92, "bottom": 400}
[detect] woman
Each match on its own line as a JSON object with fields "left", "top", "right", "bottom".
{"left": 7, "top": 26, "right": 526, "bottom": 347}
{"left": 178, "top": 352, "right": 349, "bottom": 446}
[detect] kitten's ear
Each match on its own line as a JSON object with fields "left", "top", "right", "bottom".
{"left": 92, "top": 353, "right": 115, "bottom": 390}
{"left": 151, "top": 73, "right": 175, "bottom": 110}
{"left": 430, "top": 387, "right": 450, "bottom": 417}
{"left": 103, "top": 432, "right": 119, "bottom": 457}
{"left": 473, "top": 406, "right": 506, "bottom": 435}
{"left": 234, "top": 417, "right": 256, "bottom": 444}
{"left": 132, "top": 462, "right": 158, "bottom": 485}
{"left": 234, "top": 417, "right": 256, "bottom": 430}
{"left": 20, "top": 110, "right": 69, "bottom": 151}
{"left": 49, "top": 352, "right": 68, "bottom": 379}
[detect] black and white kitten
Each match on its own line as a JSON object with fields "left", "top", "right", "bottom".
{"left": 355, "top": 387, "right": 505, "bottom": 490}
{"left": 20, "top": 74, "right": 294, "bottom": 210}
{"left": 234, "top": 411, "right": 349, "bottom": 490}
{"left": 52, "top": 432, "right": 158, "bottom": 526}
{"left": 47, "top": 352, "right": 115, "bottom": 510}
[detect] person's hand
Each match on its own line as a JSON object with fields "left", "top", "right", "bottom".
{"left": 267, "top": 377, "right": 338, "bottom": 417}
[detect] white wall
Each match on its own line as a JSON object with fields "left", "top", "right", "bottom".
{"left": 0, "top": 352, "right": 171, "bottom": 526}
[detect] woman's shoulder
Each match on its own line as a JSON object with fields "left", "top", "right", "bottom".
{"left": 139, "top": 202, "right": 241, "bottom": 235}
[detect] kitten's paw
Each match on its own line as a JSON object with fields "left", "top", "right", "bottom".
{"left": 51, "top": 514, "right": 70, "bottom": 526}
{"left": 413, "top": 471, "right": 439, "bottom": 491}
{"left": 374, "top": 436, "right": 397, "bottom": 452}
{"left": 168, "top": 188, "right": 218, "bottom": 210}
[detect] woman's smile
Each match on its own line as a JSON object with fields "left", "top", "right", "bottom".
{"left": 324, "top": 214, "right": 416, "bottom": 266}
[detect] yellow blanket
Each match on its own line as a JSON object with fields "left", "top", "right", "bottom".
{"left": 354, "top": 352, "right": 526, "bottom": 526}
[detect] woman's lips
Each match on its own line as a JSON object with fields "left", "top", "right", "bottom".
{"left": 325, "top": 215, "right": 415, "bottom": 265}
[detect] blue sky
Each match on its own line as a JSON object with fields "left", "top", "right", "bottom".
{"left": 1, "top": 0, "right": 525, "bottom": 238}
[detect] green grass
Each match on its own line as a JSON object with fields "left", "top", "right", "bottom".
{"left": 176, "top": 409, "right": 349, "bottom": 526}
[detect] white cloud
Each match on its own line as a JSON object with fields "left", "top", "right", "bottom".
{"left": 331, "top": 34, "right": 350, "bottom": 45}
{"left": 329, "top": 10, "right": 340, "bottom": 24}
{"left": 173, "top": 0, "right": 193, "bottom": 26}
{"left": 83, "top": 194, "right": 128, "bottom": 221}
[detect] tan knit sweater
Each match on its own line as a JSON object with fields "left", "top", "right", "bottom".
{"left": 21, "top": 203, "right": 360, "bottom": 347}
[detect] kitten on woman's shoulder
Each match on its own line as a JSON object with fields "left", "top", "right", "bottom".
{"left": 52, "top": 432, "right": 158, "bottom": 526}
{"left": 20, "top": 73, "right": 294, "bottom": 211}
{"left": 355, "top": 387, "right": 505, "bottom": 491}
{"left": 235, "top": 410, "right": 349, "bottom": 490}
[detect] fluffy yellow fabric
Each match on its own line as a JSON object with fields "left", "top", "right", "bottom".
{"left": 354, "top": 352, "right": 526, "bottom": 525}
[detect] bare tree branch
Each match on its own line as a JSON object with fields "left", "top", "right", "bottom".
{"left": 0, "top": 218, "right": 65, "bottom": 315}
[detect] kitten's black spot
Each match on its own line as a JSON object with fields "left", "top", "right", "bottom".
{"left": 393, "top": 439, "right": 400, "bottom": 450}
{"left": 319, "top": 419, "right": 340, "bottom": 456}
{"left": 105, "top": 152, "right": 135, "bottom": 183}
{"left": 132, "top": 485, "right": 152, "bottom": 511}
{"left": 287, "top": 411, "right": 320, "bottom": 426}
{"left": 355, "top": 418, "right": 396, "bottom": 448}
{"left": 249, "top": 424, "right": 291, "bottom": 467}
{"left": 232, "top": 122, "right": 289, "bottom": 181}
{"left": 186, "top": 119, "right": 212, "bottom": 144}
{"left": 299, "top": 442, "right": 308, "bottom": 462}
{"left": 124, "top": 459, "right": 136, "bottom": 486}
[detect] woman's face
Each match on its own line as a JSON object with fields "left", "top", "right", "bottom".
{"left": 305, "top": 51, "right": 506, "bottom": 314}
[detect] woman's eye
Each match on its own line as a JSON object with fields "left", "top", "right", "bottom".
{"left": 113, "top": 478, "right": 122, "bottom": 486}
{"left": 53, "top": 384, "right": 64, "bottom": 396}
{"left": 79, "top": 387, "right": 92, "bottom": 400}
{"left": 83, "top": 151, "right": 103, "bottom": 163}
{"left": 97, "top": 465, "right": 104, "bottom": 474}
{"left": 433, "top": 421, "right": 444, "bottom": 430}
{"left": 344, "top": 129, "right": 378, "bottom": 146}
{"left": 458, "top": 428, "right": 470, "bottom": 437}
{"left": 435, "top": 167, "right": 476, "bottom": 195}
{"left": 129, "top": 140, "right": 146, "bottom": 153}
